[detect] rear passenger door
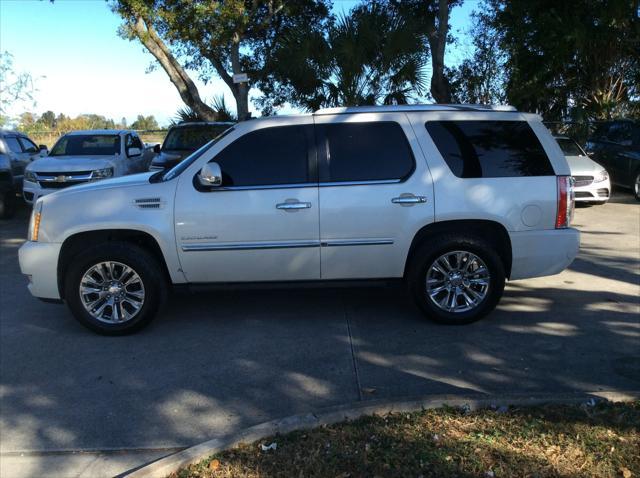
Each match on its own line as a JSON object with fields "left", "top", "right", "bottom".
{"left": 314, "top": 113, "right": 434, "bottom": 279}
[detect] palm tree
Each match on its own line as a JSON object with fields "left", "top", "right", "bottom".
{"left": 269, "top": 1, "right": 427, "bottom": 111}
{"left": 173, "top": 95, "right": 237, "bottom": 124}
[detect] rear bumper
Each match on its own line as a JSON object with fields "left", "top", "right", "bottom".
{"left": 509, "top": 228, "right": 580, "bottom": 280}
{"left": 18, "top": 241, "right": 62, "bottom": 299}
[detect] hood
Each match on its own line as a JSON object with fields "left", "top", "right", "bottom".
{"left": 153, "top": 150, "right": 188, "bottom": 165}
{"left": 46, "top": 171, "right": 157, "bottom": 197}
{"left": 27, "top": 155, "right": 117, "bottom": 172}
{"left": 565, "top": 155, "right": 606, "bottom": 176}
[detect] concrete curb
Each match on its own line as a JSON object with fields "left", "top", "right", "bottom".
{"left": 122, "top": 390, "right": 640, "bottom": 478}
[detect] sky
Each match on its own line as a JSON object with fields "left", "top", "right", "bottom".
{"left": 0, "top": 0, "right": 477, "bottom": 127}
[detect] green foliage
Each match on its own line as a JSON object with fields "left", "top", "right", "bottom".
{"left": 16, "top": 111, "right": 126, "bottom": 134}
{"left": 448, "top": 11, "right": 507, "bottom": 105}
{"left": 486, "top": 0, "right": 640, "bottom": 120}
{"left": 173, "top": 95, "right": 237, "bottom": 124}
{"left": 130, "top": 114, "right": 159, "bottom": 130}
{"left": 258, "top": 1, "right": 428, "bottom": 112}
{"left": 0, "top": 51, "right": 38, "bottom": 122}
{"left": 110, "top": 0, "right": 331, "bottom": 119}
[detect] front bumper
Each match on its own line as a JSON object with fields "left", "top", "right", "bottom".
{"left": 19, "top": 241, "right": 62, "bottom": 300}
{"left": 574, "top": 177, "right": 611, "bottom": 203}
{"left": 22, "top": 179, "right": 53, "bottom": 205}
{"left": 509, "top": 228, "right": 580, "bottom": 280}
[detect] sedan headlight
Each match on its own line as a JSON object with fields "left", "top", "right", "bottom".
{"left": 28, "top": 200, "right": 43, "bottom": 242}
{"left": 24, "top": 170, "right": 37, "bottom": 183}
{"left": 594, "top": 169, "right": 609, "bottom": 183}
{"left": 92, "top": 167, "right": 114, "bottom": 180}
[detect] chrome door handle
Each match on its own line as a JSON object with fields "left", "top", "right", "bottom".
{"left": 391, "top": 195, "right": 427, "bottom": 204}
{"left": 276, "top": 201, "right": 312, "bottom": 210}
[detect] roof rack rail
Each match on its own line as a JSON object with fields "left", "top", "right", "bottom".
{"left": 314, "top": 104, "right": 517, "bottom": 115}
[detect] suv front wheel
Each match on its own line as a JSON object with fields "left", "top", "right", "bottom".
{"left": 64, "top": 242, "right": 167, "bottom": 335}
{"left": 407, "top": 235, "right": 506, "bottom": 324}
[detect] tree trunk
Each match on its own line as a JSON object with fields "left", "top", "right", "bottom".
{"left": 428, "top": 0, "right": 452, "bottom": 103}
{"left": 132, "top": 17, "right": 218, "bottom": 121}
{"left": 233, "top": 83, "right": 250, "bottom": 121}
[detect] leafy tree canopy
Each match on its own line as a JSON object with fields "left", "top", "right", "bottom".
{"left": 487, "top": 0, "right": 640, "bottom": 120}
{"left": 110, "top": 0, "right": 331, "bottom": 120}
{"left": 257, "top": 1, "right": 429, "bottom": 112}
{"left": 130, "top": 114, "right": 159, "bottom": 130}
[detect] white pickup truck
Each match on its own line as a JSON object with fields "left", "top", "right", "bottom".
{"left": 19, "top": 105, "right": 579, "bottom": 335}
{"left": 22, "top": 129, "right": 155, "bottom": 204}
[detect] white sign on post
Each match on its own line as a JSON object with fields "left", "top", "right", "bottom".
{"left": 232, "top": 73, "right": 249, "bottom": 83}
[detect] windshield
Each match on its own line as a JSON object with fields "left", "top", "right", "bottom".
{"left": 50, "top": 134, "right": 120, "bottom": 156}
{"left": 556, "top": 138, "right": 585, "bottom": 156}
{"left": 163, "top": 125, "right": 231, "bottom": 151}
{"left": 161, "top": 127, "right": 235, "bottom": 182}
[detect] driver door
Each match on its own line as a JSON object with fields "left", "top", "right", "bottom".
{"left": 174, "top": 121, "right": 320, "bottom": 283}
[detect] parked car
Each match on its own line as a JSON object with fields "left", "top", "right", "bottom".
{"left": 148, "top": 122, "right": 234, "bottom": 171}
{"left": 22, "top": 129, "right": 155, "bottom": 204}
{"left": 555, "top": 136, "right": 610, "bottom": 205}
{"left": 0, "top": 130, "right": 47, "bottom": 218}
{"left": 19, "top": 104, "right": 579, "bottom": 335}
{"left": 584, "top": 120, "right": 640, "bottom": 201}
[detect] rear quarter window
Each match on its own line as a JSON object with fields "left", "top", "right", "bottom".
{"left": 425, "top": 120, "right": 554, "bottom": 178}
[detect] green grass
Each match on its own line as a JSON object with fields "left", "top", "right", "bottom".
{"left": 173, "top": 401, "right": 639, "bottom": 478}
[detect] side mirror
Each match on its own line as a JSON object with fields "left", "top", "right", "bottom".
{"left": 153, "top": 144, "right": 161, "bottom": 154}
{"left": 39, "top": 144, "right": 48, "bottom": 151}
{"left": 127, "top": 147, "right": 142, "bottom": 157}
{"left": 198, "top": 162, "right": 222, "bottom": 187}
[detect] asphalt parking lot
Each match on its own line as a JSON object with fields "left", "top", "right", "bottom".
{"left": 1, "top": 192, "right": 639, "bottom": 477}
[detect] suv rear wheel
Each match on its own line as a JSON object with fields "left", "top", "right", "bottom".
{"left": 64, "top": 242, "right": 166, "bottom": 335}
{"left": 407, "top": 235, "right": 505, "bottom": 324}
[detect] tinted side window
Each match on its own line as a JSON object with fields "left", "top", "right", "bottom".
{"left": 324, "top": 122, "right": 414, "bottom": 182}
{"left": 425, "top": 120, "right": 554, "bottom": 178}
{"left": 608, "top": 122, "right": 632, "bottom": 145}
{"left": 19, "top": 137, "right": 38, "bottom": 152}
{"left": 4, "top": 137, "right": 22, "bottom": 153}
{"left": 213, "top": 125, "right": 310, "bottom": 187}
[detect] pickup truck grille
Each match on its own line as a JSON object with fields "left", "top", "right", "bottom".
{"left": 35, "top": 171, "right": 93, "bottom": 189}
{"left": 572, "top": 175, "right": 594, "bottom": 187}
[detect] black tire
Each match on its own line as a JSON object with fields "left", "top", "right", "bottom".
{"left": 633, "top": 171, "right": 640, "bottom": 202}
{"left": 0, "top": 186, "right": 16, "bottom": 219}
{"left": 407, "top": 235, "right": 505, "bottom": 325}
{"left": 64, "top": 241, "right": 167, "bottom": 335}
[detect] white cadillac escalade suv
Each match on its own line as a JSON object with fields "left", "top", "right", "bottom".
{"left": 19, "top": 105, "right": 579, "bottom": 335}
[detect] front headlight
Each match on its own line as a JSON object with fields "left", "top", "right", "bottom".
{"left": 594, "top": 169, "right": 609, "bottom": 183}
{"left": 24, "top": 170, "right": 37, "bottom": 183}
{"left": 92, "top": 167, "right": 114, "bottom": 180}
{"left": 28, "top": 200, "right": 43, "bottom": 242}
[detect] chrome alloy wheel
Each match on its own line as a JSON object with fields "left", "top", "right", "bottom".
{"left": 426, "top": 251, "right": 490, "bottom": 313}
{"left": 79, "top": 261, "right": 145, "bottom": 324}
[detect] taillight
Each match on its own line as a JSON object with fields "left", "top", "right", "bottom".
{"left": 556, "top": 176, "right": 574, "bottom": 229}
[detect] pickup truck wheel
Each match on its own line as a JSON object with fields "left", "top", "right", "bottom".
{"left": 407, "top": 235, "right": 505, "bottom": 324}
{"left": 64, "top": 242, "right": 166, "bottom": 335}
{"left": 634, "top": 171, "right": 640, "bottom": 201}
{"left": 0, "top": 186, "right": 16, "bottom": 219}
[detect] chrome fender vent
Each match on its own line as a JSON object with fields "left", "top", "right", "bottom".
{"left": 134, "top": 197, "right": 164, "bottom": 209}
